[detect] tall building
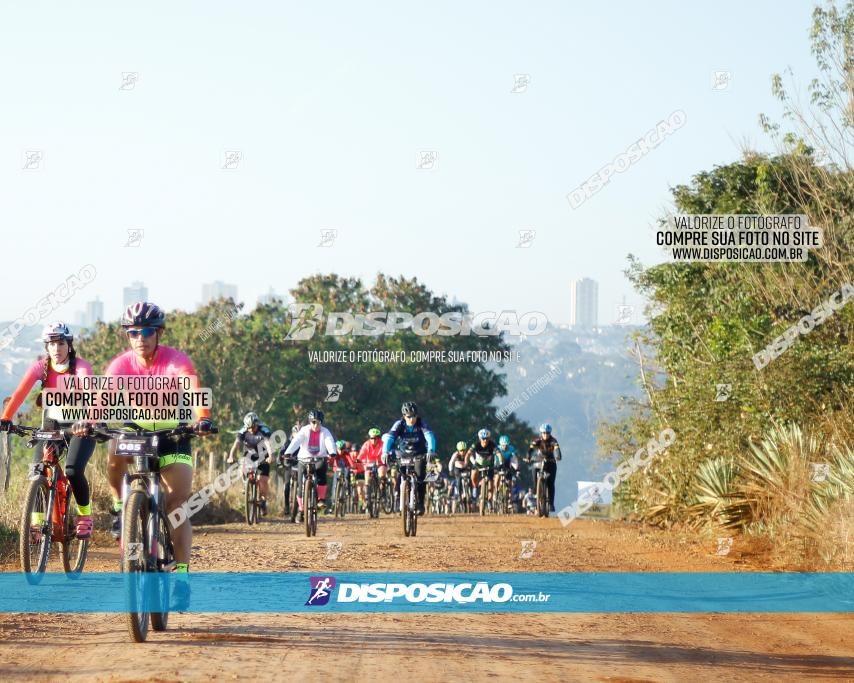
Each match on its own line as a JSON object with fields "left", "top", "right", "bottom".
{"left": 570, "top": 278, "right": 598, "bottom": 328}
{"left": 122, "top": 281, "right": 149, "bottom": 310}
{"left": 85, "top": 298, "right": 104, "bottom": 328}
{"left": 201, "top": 281, "right": 238, "bottom": 305}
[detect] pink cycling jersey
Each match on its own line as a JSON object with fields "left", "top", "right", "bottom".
{"left": 104, "top": 345, "right": 210, "bottom": 419}
{"left": 2, "top": 357, "right": 93, "bottom": 421}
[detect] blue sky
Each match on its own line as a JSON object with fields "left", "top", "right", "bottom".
{"left": 1, "top": 0, "right": 818, "bottom": 327}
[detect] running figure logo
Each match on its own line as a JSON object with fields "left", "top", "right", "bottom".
{"left": 305, "top": 576, "right": 336, "bottom": 606}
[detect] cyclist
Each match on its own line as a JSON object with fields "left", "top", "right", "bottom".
{"left": 227, "top": 412, "right": 273, "bottom": 515}
{"left": 523, "top": 488, "right": 536, "bottom": 515}
{"left": 382, "top": 402, "right": 436, "bottom": 515}
{"left": 527, "top": 423, "right": 562, "bottom": 513}
{"left": 330, "top": 439, "right": 353, "bottom": 515}
{"left": 494, "top": 434, "right": 520, "bottom": 505}
{"left": 358, "top": 427, "right": 384, "bottom": 517}
{"left": 448, "top": 441, "right": 470, "bottom": 510}
{"left": 283, "top": 409, "right": 337, "bottom": 522}
{"left": 102, "top": 302, "right": 214, "bottom": 594}
{"left": 0, "top": 323, "right": 96, "bottom": 539}
{"left": 467, "top": 428, "right": 500, "bottom": 505}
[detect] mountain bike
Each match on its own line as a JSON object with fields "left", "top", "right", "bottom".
{"left": 280, "top": 454, "right": 299, "bottom": 523}
{"left": 94, "top": 423, "right": 215, "bottom": 643}
{"left": 365, "top": 463, "right": 381, "bottom": 518}
{"left": 424, "top": 471, "right": 439, "bottom": 516}
{"left": 302, "top": 455, "right": 325, "bottom": 537}
{"left": 14, "top": 425, "right": 88, "bottom": 582}
{"left": 476, "top": 466, "right": 492, "bottom": 516}
{"left": 382, "top": 463, "right": 398, "bottom": 514}
{"left": 396, "top": 449, "right": 425, "bottom": 537}
{"left": 333, "top": 466, "right": 348, "bottom": 519}
{"left": 459, "top": 468, "right": 473, "bottom": 513}
{"left": 494, "top": 469, "right": 510, "bottom": 515}
{"left": 242, "top": 456, "right": 261, "bottom": 526}
{"left": 527, "top": 453, "right": 550, "bottom": 518}
{"left": 347, "top": 471, "right": 359, "bottom": 514}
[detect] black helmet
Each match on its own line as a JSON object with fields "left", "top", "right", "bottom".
{"left": 401, "top": 402, "right": 418, "bottom": 417}
{"left": 308, "top": 409, "right": 324, "bottom": 423}
{"left": 122, "top": 302, "right": 165, "bottom": 328}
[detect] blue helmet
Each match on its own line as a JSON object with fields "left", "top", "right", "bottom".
{"left": 498, "top": 435, "right": 510, "bottom": 447}
{"left": 539, "top": 423, "right": 552, "bottom": 434}
{"left": 477, "top": 428, "right": 491, "bottom": 440}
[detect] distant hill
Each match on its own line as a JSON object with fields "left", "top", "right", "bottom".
{"left": 496, "top": 325, "right": 643, "bottom": 509}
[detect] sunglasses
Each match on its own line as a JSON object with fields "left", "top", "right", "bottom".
{"left": 309, "top": 419, "right": 319, "bottom": 425}
{"left": 126, "top": 328, "right": 158, "bottom": 339}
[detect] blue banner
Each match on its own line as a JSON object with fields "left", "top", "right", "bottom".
{"left": 0, "top": 572, "right": 851, "bottom": 613}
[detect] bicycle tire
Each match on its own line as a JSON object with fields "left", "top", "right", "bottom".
{"left": 245, "top": 477, "right": 256, "bottom": 526}
{"left": 479, "top": 477, "right": 488, "bottom": 516}
{"left": 536, "top": 474, "right": 547, "bottom": 517}
{"left": 410, "top": 478, "right": 418, "bottom": 537}
{"left": 309, "top": 479, "right": 318, "bottom": 536}
{"left": 122, "top": 486, "right": 150, "bottom": 643}
{"left": 20, "top": 477, "right": 52, "bottom": 582}
{"left": 151, "top": 508, "right": 174, "bottom": 631}
{"left": 381, "top": 479, "right": 393, "bottom": 514}
{"left": 62, "top": 488, "right": 88, "bottom": 575}
{"left": 289, "top": 474, "right": 299, "bottom": 523}
{"left": 401, "top": 478, "right": 411, "bottom": 536}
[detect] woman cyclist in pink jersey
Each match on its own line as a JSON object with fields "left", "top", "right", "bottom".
{"left": 0, "top": 323, "right": 96, "bottom": 538}
{"left": 100, "top": 302, "right": 214, "bottom": 581}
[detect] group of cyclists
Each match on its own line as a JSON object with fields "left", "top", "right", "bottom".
{"left": 2, "top": 303, "right": 563, "bottom": 581}
{"left": 234, "top": 408, "right": 563, "bottom": 520}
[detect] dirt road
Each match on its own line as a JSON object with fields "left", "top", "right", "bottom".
{"left": 0, "top": 515, "right": 852, "bottom": 682}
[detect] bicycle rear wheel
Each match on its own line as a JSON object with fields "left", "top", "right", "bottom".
{"left": 122, "top": 486, "right": 150, "bottom": 643}
{"left": 479, "top": 478, "right": 488, "bottom": 516}
{"left": 62, "top": 490, "right": 89, "bottom": 575}
{"left": 151, "top": 509, "right": 174, "bottom": 632}
{"left": 20, "top": 478, "right": 52, "bottom": 583}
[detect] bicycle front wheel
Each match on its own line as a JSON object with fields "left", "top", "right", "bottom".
{"left": 401, "top": 479, "right": 411, "bottom": 536}
{"left": 151, "top": 508, "right": 174, "bottom": 632}
{"left": 245, "top": 478, "right": 257, "bottom": 526}
{"left": 122, "top": 486, "right": 151, "bottom": 643}
{"left": 289, "top": 475, "right": 299, "bottom": 523}
{"left": 20, "top": 477, "right": 52, "bottom": 582}
{"left": 62, "top": 490, "right": 89, "bottom": 575}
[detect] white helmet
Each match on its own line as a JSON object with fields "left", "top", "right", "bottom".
{"left": 243, "top": 412, "right": 260, "bottom": 429}
{"left": 42, "top": 322, "right": 73, "bottom": 343}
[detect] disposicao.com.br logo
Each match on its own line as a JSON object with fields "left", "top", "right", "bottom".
{"left": 285, "top": 304, "right": 548, "bottom": 340}
{"left": 306, "top": 576, "right": 550, "bottom": 605}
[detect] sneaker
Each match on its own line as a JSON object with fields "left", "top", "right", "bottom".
{"left": 75, "top": 514, "right": 93, "bottom": 539}
{"left": 297, "top": 511, "right": 304, "bottom": 523}
{"left": 549, "top": 503, "right": 556, "bottom": 513}
{"left": 110, "top": 509, "right": 121, "bottom": 541}
{"left": 416, "top": 500, "right": 425, "bottom": 516}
